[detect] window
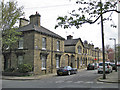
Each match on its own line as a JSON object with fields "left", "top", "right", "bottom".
{"left": 85, "top": 49, "right": 87, "bottom": 54}
{"left": 18, "top": 55, "right": 23, "bottom": 65}
{"left": 18, "top": 37, "right": 23, "bottom": 49}
{"left": 42, "top": 37, "right": 46, "bottom": 50}
{"left": 57, "top": 41, "right": 60, "bottom": 51}
{"left": 41, "top": 55, "right": 46, "bottom": 70}
{"left": 80, "top": 57, "right": 82, "bottom": 66}
{"left": 4, "top": 45, "right": 9, "bottom": 50}
{"left": 83, "top": 58, "right": 85, "bottom": 65}
{"left": 56, "top": 56, "right": 60, "bottom": 68}
{"left": 78, "top": 46, "right": 82, "bottom": 54}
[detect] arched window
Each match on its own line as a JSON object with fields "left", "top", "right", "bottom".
{"left": 78, "top": 46, "right": 82, "bottom": 54}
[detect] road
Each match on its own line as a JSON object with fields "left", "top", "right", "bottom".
{"left": 2, "top": 69, "right": 119, "bottom": 88}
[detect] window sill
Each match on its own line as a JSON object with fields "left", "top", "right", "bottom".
{"left": 57, "top": 49, "right": 60, "bottom": 51}
{"left": 42, "top": 48, "right": 46, "bottom": 50}
{"left": 56, "top": 67, "right": 59, "bottom": 69}
{"left": 41, "top": 68, "right": 46, "bottom": 70}
{"left": 18, "top": 48, "right": 23, "bottom": 49}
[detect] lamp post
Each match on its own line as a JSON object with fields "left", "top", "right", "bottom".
{"left": 109, "top": 38, "right": 117, "bottom": 72}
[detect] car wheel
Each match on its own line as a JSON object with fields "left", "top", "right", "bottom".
{"left": 111, "top": 70, "right": 112, "bottom": 73}
{"left": 74, "top": 71, "right": 77, "bottom": 74}
{"left": 87, "top": 68, "right": 89, "bottom": 70}
{"left": 76, "top": 71, "right": 77, "bottom": 74}
{"left": 108, "top": 71, "right": 110, "bottom": 74}
{"left": 98, "top": 71, "right": 100, "bottom": 74}
{"left": 57, "top": 73, "right": 60, "bottom": 76}
{"left": 68, "top": 71, "right": 71, "bottom": 75}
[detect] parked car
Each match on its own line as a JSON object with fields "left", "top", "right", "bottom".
{"left": 57, "top": 66, "right": 77, "bottom": 76}
{"left": 98, "top": 62, "right": 112, "bottom": 74}
{"left": 110, "top": 63, "right": 117, "bottom": 70}
{"left": 95, "top": 63, "right": 99, "bottom": 69}
{"left": 87, "top": 63, "right": 98, "bottom": 70}
{"left": 117, "top": 62, "right": 120, "bottom": 67}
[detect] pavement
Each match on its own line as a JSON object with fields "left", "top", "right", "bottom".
{"left": 97, "top": 71, "right": 120, "bottom": 83}
{"left": 1, "top": 68, "right": 85, "bottom": 80}
{"left": 1, "top": 69, "right": 120, "bottom": 83}
{"left": 2, "top": 73, "right": 56, "bottom": 80}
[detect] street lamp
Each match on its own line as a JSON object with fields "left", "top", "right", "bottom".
{"left": 109, "top": 38, "right": 117, "bottom": 72}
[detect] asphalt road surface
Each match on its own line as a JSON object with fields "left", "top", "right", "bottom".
{"left": 2, "top": 69, "right": 119, "bottom": 88}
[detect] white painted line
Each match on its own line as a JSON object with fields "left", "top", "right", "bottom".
{"left": 74, "top": 81, "right": 84, "bottom": 83}
{"left": 85, "top": 81, "right": 94, "bottom": 84}
{"left": 56, "top": 80, "right": 64, "bottom": 83}
{"left": 66, "top": 81, "right": 72, "bottom": 83}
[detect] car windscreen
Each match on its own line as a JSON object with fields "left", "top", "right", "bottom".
{"left": 64, "top": 67, "right": 67, "bottom": 69}
{"left": 64, "top": 66, "right": 72, "bottom": 70}
{"left": 99, "top": 63, "right": 108, "bottom": 66}
{"left": 88, "top": 63, "right": 94, "bottom": 66}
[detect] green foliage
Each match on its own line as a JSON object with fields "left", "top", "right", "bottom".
{"left": 4, "top": 67, "right": 15, "bottom": 72}
{"left": 1, "top": 1, "right": 24, "bottom": 49}
{"left": 1, "top": 1, "right": 24, "bottom": 29}
{"left": 17, "top": 64, "right": 33, "bottom": 73}
{"left": 2, "top": 28, "right": 22, "bottom": 50}
{"left": 55, "top": 0, "right": 119, "bottom": 29}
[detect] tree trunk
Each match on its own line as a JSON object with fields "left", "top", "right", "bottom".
{"left": 100, "top": 0, "right": 106, "bottom": 79}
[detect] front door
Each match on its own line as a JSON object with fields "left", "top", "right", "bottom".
{"left": 77, "top": 58, "right": 79, "bottom": 69}
{"left": 4, "top": 54, "right": 10, "bottom": 70}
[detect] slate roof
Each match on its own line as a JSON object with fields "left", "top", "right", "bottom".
{"left": 17, "top": 24, "right": 65, "bottom": 40}
{"left": 64, "top": 38, "right": 84, "bottom": 53}
{"left": 64, "top": 38, "right": 84, "bottom": 46}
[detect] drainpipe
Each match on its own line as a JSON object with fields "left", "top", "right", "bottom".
{"left": 51, "top": 37, "right": 53, "bottom": 73}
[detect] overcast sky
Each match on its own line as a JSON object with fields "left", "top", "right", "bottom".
{"left": 7, "top": 0, "right": 119, "bottom": 48}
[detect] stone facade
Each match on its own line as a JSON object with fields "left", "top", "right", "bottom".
{"left": 33, "top": 32, "right": 65, "bottom": 74}
{"left": 2, "top": 12, "right": 65, "bottom": 75}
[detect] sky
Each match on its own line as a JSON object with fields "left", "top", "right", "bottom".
{"left": 5, "top": 0, "right": 119, "bottom": 48}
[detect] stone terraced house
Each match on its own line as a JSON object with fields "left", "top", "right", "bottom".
{"left": 2, "top": 12, "right": 65, "bottom": 75}
{"left": 64, "top": 35, "right": 85, "bottom": 69}
{"left": 2, "top": 12, "right": 108, "bottom": 75}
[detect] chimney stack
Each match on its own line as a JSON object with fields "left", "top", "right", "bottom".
{"left": 29, "top": 12, "right": 41, "bottom": 27}
{"left": 19, "top": 18, "right": 29, "bottom": 27}
{"left": 67, "top": 35, "right": 73, "bottom": 40}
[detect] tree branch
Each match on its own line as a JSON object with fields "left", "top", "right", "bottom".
{"left": 79, "top": 9, "right": 120, "bottom": 25}
{"left": 103, "top": 9, "right": 120, "bottom": 14}
{"left": 84, "top": 15, "right": 101, "bottom": 24}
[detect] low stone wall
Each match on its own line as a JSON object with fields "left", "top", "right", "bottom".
{"left": 2, "top": 72, "right": 33, "bottom": 76}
